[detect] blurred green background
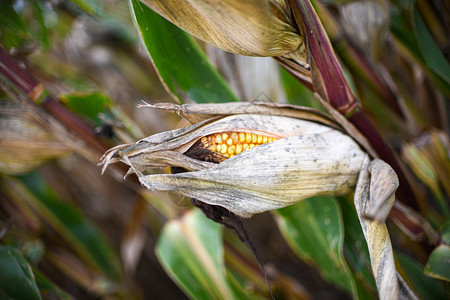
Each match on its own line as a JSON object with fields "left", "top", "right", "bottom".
{"left": 0, "top": 0, "right": 448, "bottom": 299}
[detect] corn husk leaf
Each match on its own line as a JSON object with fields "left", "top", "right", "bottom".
{"left": 137, "top": 101, "right": 338, "bottom": 127}
{"left": 139, "top": 0, "right": 305, "bottom": 60}
{"left": 354, "top": 157, "right": 417, "bottom": 299}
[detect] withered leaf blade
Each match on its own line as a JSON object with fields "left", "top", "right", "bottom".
{"left": 139, "top": 0, "right": 306, "bottom": 60}
{"left": 354, "top": 158, "right": 417, "bottom": 299}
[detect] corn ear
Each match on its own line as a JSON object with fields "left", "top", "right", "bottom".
{"left": 101, "top": 104, "right": 368, "bottom": 217}
{"left": 134, "top": 130, "right": 367, "bottom": 217}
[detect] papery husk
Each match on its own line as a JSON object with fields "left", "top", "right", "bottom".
{"left": 138, "top": 0, "right": 306, "bottom": 62}
{"left": 137, "top": 101, "right": 338, "bottom": 128}
{"left": 354, "top": 158, "right": 418, "bottom": 300}
{"left": 102, "top": 109, "right": 368, "bottom": 217}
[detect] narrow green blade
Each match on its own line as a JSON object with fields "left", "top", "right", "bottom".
{"left": 131, "top": 0, "right": 238, "bottom": 103}
{"left": 413, "top": 7, "right": 450, "bottom": 85}
{"left": 274, "top": 196, "right": 357, "bottom": 295}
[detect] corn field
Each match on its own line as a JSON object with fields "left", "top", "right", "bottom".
{"left": 0, "top": 0, "right": 449, "bottom": 299}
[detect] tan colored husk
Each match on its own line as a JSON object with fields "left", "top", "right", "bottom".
{"left": 354, "top": 158, "right": 418, "bottom": 300}
{"left": 137, "top": 101, "right": 338, "bottom": 128}
{"left": 101, "top": 105, "right": 368, "bottom": 217}
{"left": 138, "top": 0, "right": 306, "bottom": 62}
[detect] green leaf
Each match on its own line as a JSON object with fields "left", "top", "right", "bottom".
{"left": 338, "top": 197, "right": 377, "bottom": 299}
{"left": 0, "top": 0, "right": 29, "bottom": 49}
{"left": 413, "top": 7, "right": 450, "bottom": 85}
{"left": 67, "top": 0, "right": 105, "bottom": 16}
{"left": 60, "top": 92, "right": 111, "bottom": 126}
{"left": 397, "top": 252, "right": 447, "bottom": 299}
{"left": 424, "top": 245, "right": 450, "bottom": 282}
{"left": 424, "top": 221, "right": 450, "bottom": 282}
{"left": 31, "top": 0, "right": 50, "bottom": 50}
{"left": 0, "top": 246, "right": 41, "bottom": 300}
{"left": 130, "top": 0, "right": 239, "bottom": 104}
{"left": 274, "top": 196, "right": 356, "bottom": 295}
{"left": 279, "top": 67, "right": 318, "bottom": 108}
{"left": 391, "top": 0, "right": 450, "bottom": 94}
{"left": 155, "top": 209, "right": 235, "bottom": 300}
{"left": 16, "top": 172, "right": 121, "bottom": 280}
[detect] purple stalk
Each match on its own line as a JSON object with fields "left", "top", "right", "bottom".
{"left": 288, "top": 0, "right": 419, "bottom": 211}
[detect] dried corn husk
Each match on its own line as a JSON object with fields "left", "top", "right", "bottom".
{"left": 355, "top": 158, "right": 418, "bottom": 299}
{"left": 138, "top": 0, "right": 307, "bottom": 64}
{"left": 101, "top": 102, "right": 367, "bottom": 217}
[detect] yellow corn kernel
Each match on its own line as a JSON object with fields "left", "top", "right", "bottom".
{"left": 257, "top": 135, "right": 263, "bottom": 144}
{"left": 220, "top": 144, "right": 228, "bottom": 154}
{"left": 228, "top": 145, "right": 235, "bottom": 155}
{"left": 239, "top": 133, "right": 246, "bottom": 143}
{"left": 231, "top": 133, "right": 238, "bottom": 141}
{"left": 216, "top": 134, "right": 222, "bottom": 143}
{"left": 251, "top": 134, "right": 257, "bottom": 143}
{"left": 199, "top": 131, "right": 279, "bottom": 162}
{"left": 235, "top": 144, "right": 243, "bottom": 154}
{"left": 246, "top": 133, "right": 252, "bottom": 143}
